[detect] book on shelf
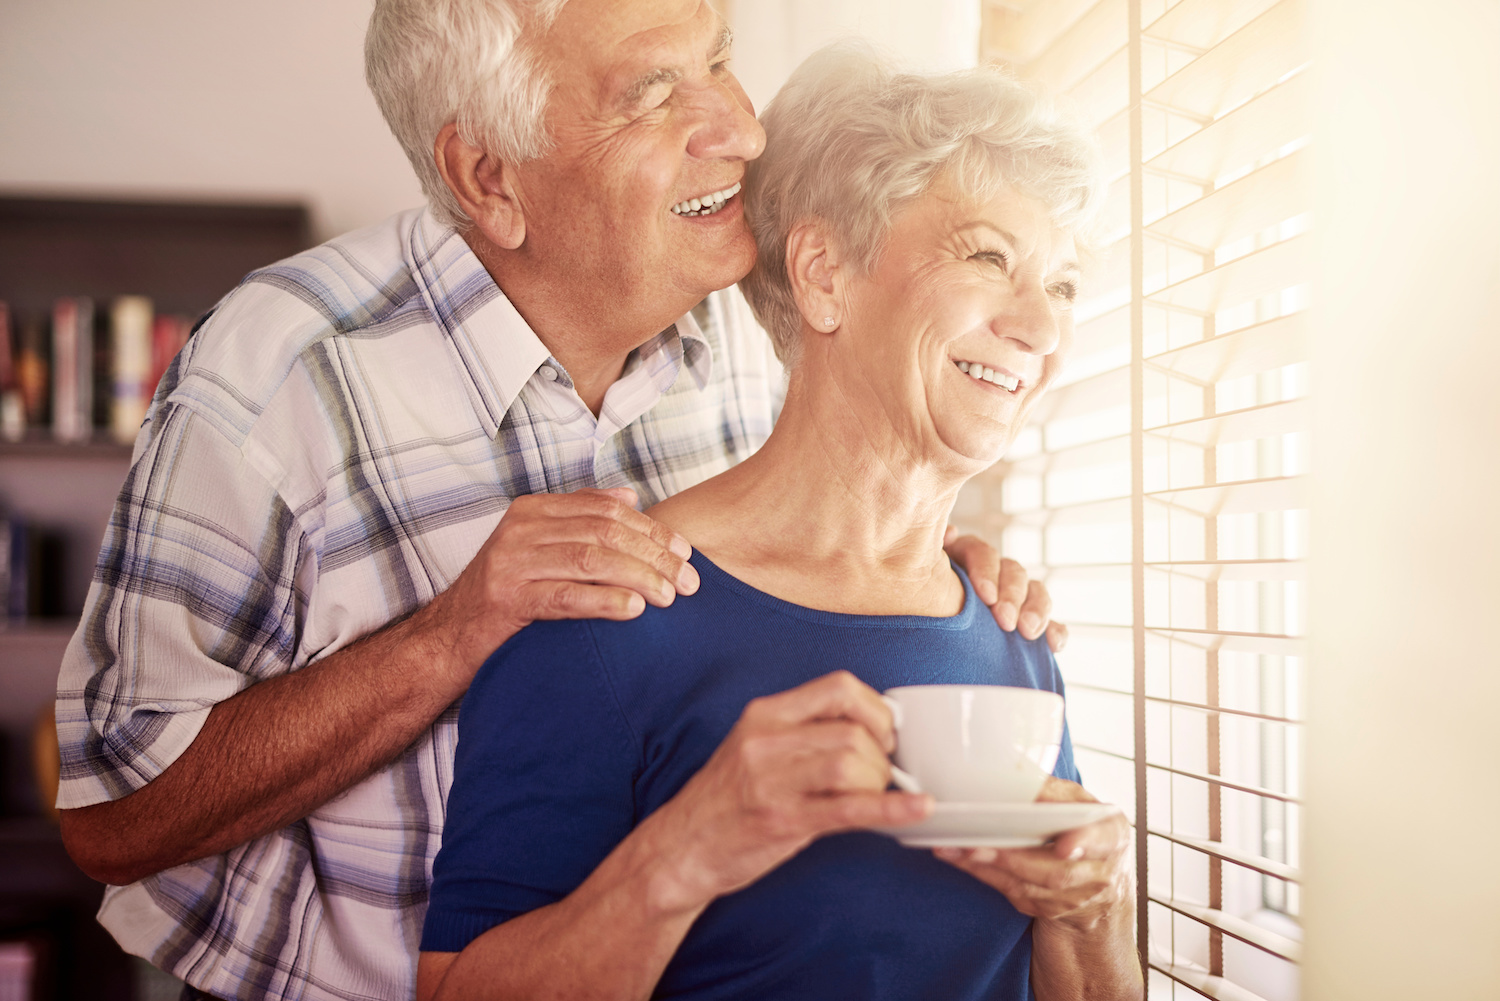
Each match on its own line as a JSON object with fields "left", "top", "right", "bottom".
{"left": 111, "top": 296, "right": 152, "bottom": 442}
{"left": 0, "top": 301, "right": 20, "bottom": 438}
{"left": 50, "top": 296, "right": 94, "bottom": 443}
{"left": 0, "top": 296, "right": 194, "bottom": 446}
{"left": 0, "top": 512, "right": 66, "bottom": 622}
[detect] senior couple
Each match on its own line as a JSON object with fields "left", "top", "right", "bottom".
{"left": 55, "top": 0, "right": 1140, "bottom": 998}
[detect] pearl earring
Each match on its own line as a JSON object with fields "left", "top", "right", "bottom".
{"left": 823, "top": 316, "right": 835, "bottom": 327}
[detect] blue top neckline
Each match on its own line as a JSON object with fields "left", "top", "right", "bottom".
{"left": 686, "top": 548, "right": 977, "bottom": 631}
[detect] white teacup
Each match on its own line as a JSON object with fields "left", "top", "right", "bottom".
{"left": 883, "top": 685, "right": 1064, "bottom": 803}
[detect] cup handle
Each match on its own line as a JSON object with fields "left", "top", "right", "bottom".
{"left": 880, "top": 694, "right": 903, "bottom": 730}
{"left": 888, "top": 763, "right": 924, "bottom": 794}
{"left": 879, "top": 695, "right": 922, "bottom": 794}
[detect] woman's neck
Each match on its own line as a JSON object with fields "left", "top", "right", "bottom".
{"left": 650, "top": 368, "right": 970, "bottom": 616}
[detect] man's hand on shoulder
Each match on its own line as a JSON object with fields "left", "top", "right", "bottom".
{"left": 942, "top": 528, "right": 1068, "bottom": 654}
{"left": 422, "top": 487, "right": 701, "bottom": 684}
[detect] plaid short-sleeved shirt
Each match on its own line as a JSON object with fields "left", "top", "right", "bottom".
{"left": 53, "top": 208, "right": 782, "bottom": 1001}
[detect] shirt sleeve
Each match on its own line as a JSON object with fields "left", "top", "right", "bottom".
{"left": 54, "top": 396, "right": 308, "bottom": 808}
{"left": 421, "top": 619, "right": 643, "bottom": 953}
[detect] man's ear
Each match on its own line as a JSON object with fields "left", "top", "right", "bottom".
{"left": 786, "top": 220, "right": 845, "bottom": 334}
{"left": 433, "top": 123, "right": 526, "bottom": 249}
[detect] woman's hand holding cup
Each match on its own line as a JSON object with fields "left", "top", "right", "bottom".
{"left": 933, "top": 777, "right": 1134, "bottom": 931}
{"left": 641, "top": 671, "right": 934, "bottom": 915}
{"left": 879, "top": 685, "right": 1133, "bottom": 931}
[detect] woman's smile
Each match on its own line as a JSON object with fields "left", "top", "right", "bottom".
{"left": 951, "top": 358, "right": 1022, "bottom": 393}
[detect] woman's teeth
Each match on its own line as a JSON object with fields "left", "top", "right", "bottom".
{"left": 671, "top": 182, "right": 741, "bottom": 217}
{"left": 955, "top": 359, "right": 1020, "bottom": 392}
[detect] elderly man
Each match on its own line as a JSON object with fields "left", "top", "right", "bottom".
{"left": 54, "top": 1, "right": 1060, "bottom": 999}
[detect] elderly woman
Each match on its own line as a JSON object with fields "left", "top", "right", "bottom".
{"left": 418, "top": 48, "right": 1140, "bottom": 1001}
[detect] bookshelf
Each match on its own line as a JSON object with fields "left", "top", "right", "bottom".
{"left": 0, "top": 191, "right": 311, "bottom": 786}
{"left": 0, "top": 193, "right": 311, "bottom": 999}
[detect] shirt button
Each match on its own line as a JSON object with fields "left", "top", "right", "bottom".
{"left": 539, "top": 365, "right": 558, "bottom": 382}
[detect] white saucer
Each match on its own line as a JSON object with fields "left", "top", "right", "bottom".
{"left": 872, "top": 801, "right": 1122, "bottom": 848}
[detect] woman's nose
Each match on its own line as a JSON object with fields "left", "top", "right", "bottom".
{"left": 686, "top": 73, "right": 767, "bottom": 163}
{"left": 994, "top": 281, "right": 1062, "bottom": 357}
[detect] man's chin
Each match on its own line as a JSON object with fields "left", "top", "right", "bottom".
{"left": 671, "top": 237, "right": 757, "bottom": 299}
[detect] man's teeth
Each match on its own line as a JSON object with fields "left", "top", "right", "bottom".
{"left": 955, "top": 359, "right": 1020, "bottom": 391}
{"left": 671, "top": 182, "right": 741, "bottom": 217}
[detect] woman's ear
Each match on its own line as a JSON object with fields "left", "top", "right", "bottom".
{"left": 785, "top": 220, "right": 845, "bottom": 334}
{"left": 433, "top": 122, "right": 527, "bottom": 249}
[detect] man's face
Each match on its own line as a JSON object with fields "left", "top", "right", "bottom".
{"left": 512, "top": 0, "right": 764, "bottom": 333}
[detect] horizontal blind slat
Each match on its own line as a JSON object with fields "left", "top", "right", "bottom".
{"left": 1069, "top": 684, "right": 1305, "bottom": 730}
{"left": 982, "top": 0, "right": 1107, "bottom": 66}
{"left": 1146, "top": 473, "right": 1305, "bottom": 516}
{"left": 1154, "top": 962, "right": 1276, "bottom": 1001}
{"left": 1029, "top": 365, "right": 1131, "bottom": 423}
{"left": 1146, "top": 148, "right": 1309, "bottom": 251}
{"left": 1150, "top": 895, "right": 1304, "bottom": 962}
{"left": 1155, "top": 558, "right": 1304, "bottom": 581}
{"left": 1146, "top": 398, "right": 1307, "bottom": 446}
{"left": 1004, "top": 433, "right": 1129, "bottom": 475}
{"left": 1148, "top": 233, "right": 1309, "bottom": 311}
{"left": 1148, "top": 828, "right": 1302, "bottom": 883}
{"left": 1144, "top": 0, "right": 1308, "bottom": 119}
{"left": 1144, "top": 0, "right": 1280, "bottom": 51}
{"left": 1042, "top": 559, "right": 1304, "bottom": 581}
{"left": 1151, "top": 626, "right": 1305, "bottom": 657}
{"left": 1007, "top": 474, "right": 1307, "bottom": 524}
{"left": 1147, "top": 762, "right": 1302, "bottom": 805}
{"left": 1145, "top": 693, "right": 1301, "bottom": 727}
{"left": 1020, "top": 0, "right": 1127, "bottom": 94}
{"left": 1061, "top": 622, "right": 1305, "bottom": 655}
{"left": 1148, "top": 71, "right": 1312, "bottom": 182}
{"left": 1065, "top": 46, "right": 1131, "bottom": 127}
{"left": 1147, "top": 312, "right": 1306, "bottom": 383}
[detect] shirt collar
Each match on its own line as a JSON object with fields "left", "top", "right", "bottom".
{"left": 408, "top": 209, "right": 715, "bottom": 438}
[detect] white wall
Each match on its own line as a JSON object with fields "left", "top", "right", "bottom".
{"left": 728, "top": 0, "right": 980, "bottom": 115}
{"left": 0, "top": 0, "right": 981, "bottom": 240}
{"left": 0, "top": 0, "right": 421, "bottom": 241}
{"left": 1305, "top": 0, "right": 1500, "bottom": 996}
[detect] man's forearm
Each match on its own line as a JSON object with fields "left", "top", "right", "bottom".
{"left": 60, "top": 599, "right": 476, "bottom": 886}
{"left": 1031, "top": 900, "right": 1144, "bottom": 1001}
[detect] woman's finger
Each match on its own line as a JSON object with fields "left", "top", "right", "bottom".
{"left": 799, "top": 790, "right": 933, "bottom": 835}
{"left": 1049, "top": 814, "right": 1131, "bottom": 862}
{"left": 742, "top": 671, "right": 896, "bottom": 753}
{"left": 1035, "top": 776, "right": 1096, "bottom": 803}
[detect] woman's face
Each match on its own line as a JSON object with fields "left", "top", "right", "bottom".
{"left": 841, "top": 179, "right": 1079, "bottom": 472}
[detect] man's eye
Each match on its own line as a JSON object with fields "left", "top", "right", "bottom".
{"left": 711, "top": 58, "right": 731, "bottom": 75}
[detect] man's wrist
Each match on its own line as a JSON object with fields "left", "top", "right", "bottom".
{"left": 396, "top": 590, "right": 518, "bottom": 701}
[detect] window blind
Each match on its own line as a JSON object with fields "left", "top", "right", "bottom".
{"left": 966, "top": 1, "right": 1310, "bottom": 997}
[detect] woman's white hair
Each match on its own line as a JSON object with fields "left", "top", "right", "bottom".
{"left": 739, "top": 45, "right": 1106, "bottom": 367}
{"left": 365, "top": 0, "right": 571, "bottom": 229}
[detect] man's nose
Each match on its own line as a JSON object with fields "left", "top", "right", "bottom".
{"left": 687, "top": 73, "right": 766, "bottom": 163}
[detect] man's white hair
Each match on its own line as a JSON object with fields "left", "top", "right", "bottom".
{"left": 739, "top": 45, "right": 1106, "bottom": 368}
{"left": 365, "top": 0, "right": 571, "bottom": 229}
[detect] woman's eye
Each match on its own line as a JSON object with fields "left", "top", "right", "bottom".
{"left": 970, "top": 250, "right": 1009, "bottom": 271}
{"left": 1048, "top": 280, "right": 1080, "bottom": 303}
